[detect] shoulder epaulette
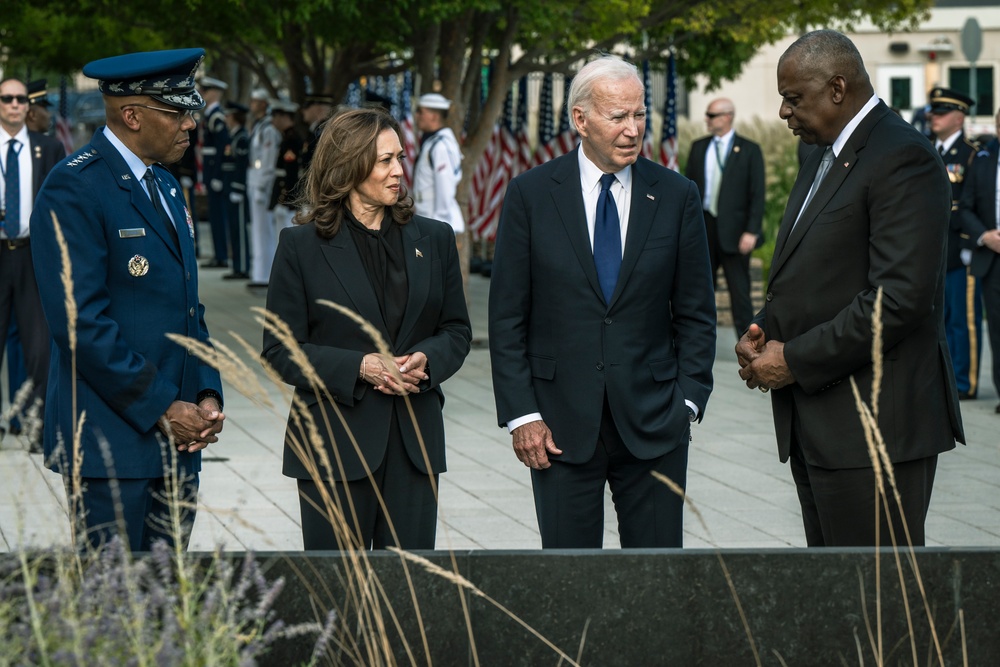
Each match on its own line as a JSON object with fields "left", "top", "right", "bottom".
{"left": 66, "top": 149, "right": 99, "bottom": 168}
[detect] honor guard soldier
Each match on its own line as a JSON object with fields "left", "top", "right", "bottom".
{"left": 29, "top": 48, "right": 225, "bottom": 552}
{"left": 247, "top": 90, "right": 281, "bottom": 289}
{"left": 300, "top": 93, "right": 334, "bottom": 178}
{"left": 413, "top": 94, "right": 465, "bottom": 246}
{"left": 929, "top": 87, "right": 982, "bottom": 399}
{"left": 267, "top": 100, "right": 302, "bottom": 237}
{"left": 222, "top": 101, "right": 250, "bottom": 280}
{"left": 198, "top": 76, "right": 230, "bottom": 268}
{"left": 25, "top": 79, "right": 54, "bottom": 134}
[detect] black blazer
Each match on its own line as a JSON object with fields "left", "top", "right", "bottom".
{"left": 755, "top": 101, "right": 963, "bottom": 469}
{"left": 28, "top": 130, "right": 66, "bottom": 199}
{"left": 262, "top": 215, "right": 472, "bottom": 481}
{"left": 958, "top": 139, "right": 1000, "bottom": 278}
{"left": 685, "top": 133, "right": 765, "bottom": 252}
{"left": 489, "top": 148, "right": 716, "bottom": 464}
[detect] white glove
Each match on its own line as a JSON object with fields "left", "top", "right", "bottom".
{"left": 210, "top": 179, "right": 224, "bottom": 192}
{"left": 229, "top": 192, "right": 245, "bottom": 204}
{"left": 180, "top": 176, "right": 194, "bottom": 189}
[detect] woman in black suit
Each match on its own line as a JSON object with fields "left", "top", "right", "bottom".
{"left": 262, "top": 108, "right": 471, "bottom": 550}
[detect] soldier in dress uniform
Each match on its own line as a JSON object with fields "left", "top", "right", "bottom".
{"left": 929, "top": 87, "right": 982, "bottom": 399}
{"left": 25, "top": 80, "right": 53, "bottom": 134}
{"left": 198, "top": 76, "right": 230, "bottom": 268}
{"left": 299, "top": 93, "right": 334, "bottom": 178}
{"left": 247, "top": 90, "right": 281, "bottom": 289}
{"left": 222, "top": 101, "right": 250, "bottom": 280}
{"left": 29, "top": 48, "right": 225, "bottom": 552}
{"left": 268, "top": 101, "right": 302, "bottom": 235}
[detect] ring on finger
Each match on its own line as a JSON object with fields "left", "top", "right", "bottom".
{"left": 758, "top": 386, "right": 769, "bottom": 394}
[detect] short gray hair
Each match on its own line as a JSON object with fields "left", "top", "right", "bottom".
{"left": 567, "top": 56, "right": 643, "bottom": 127}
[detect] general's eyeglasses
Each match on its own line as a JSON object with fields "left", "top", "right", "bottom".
{"left": 0, "top": 95, "right": 29, "bottom": 105}
{"left": 122, "top": 103, "right": 196, "bottom": 121}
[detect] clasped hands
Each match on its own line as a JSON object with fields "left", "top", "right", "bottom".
{"left": 158, "top": 398, "right": 225, "bottom": 453}
{"left": 360, "top": 351, "right": 429, "bottom": 396}
{"left": 736, "top": 324, "right": 795, "bottom": 392}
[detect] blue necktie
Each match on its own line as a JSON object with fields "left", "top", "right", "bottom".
{"left": 144, "top": 168, "right": 179, "bottom": 247}
{"left": 4, "top": 140, "right": 20, "bottom": 239}
{"left": 594, "top": 173, "right": 621, "bottom": 303}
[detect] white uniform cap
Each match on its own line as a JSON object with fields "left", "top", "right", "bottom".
{"left": 250, "top": 88, "right": 270, "bottom": 101}
{"left": 417, "top": 93, "right": 451, "bottom": 111}
{"left": 199, "top": 76, "right": 228, "bottom": 91}
{"left": 271, "top": 99, "right": 300, "bottom": 114}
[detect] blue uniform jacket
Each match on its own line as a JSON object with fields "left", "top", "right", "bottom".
{"left": 29, "top": 128, "right": 223, "bottom": 479}
{"left": 201, "top": 103, "right": 230, "bottom": 185}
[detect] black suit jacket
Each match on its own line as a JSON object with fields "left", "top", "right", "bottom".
{"left": 262, "top": 215, "right": 472, "bottom": 481}
{"left": 27, "top": 130, "right": 66, "bottom": 199}
{"left": 489, "top": 148, "right": 716, "bottom": 464}
{"left": 685, "top": 133, "right": 765, "bottom": 252}
{"left": 958, "top": 139, "right": 999, "bottom": 278}
{"left": 755, "top": 101, "right": 963, "bottom": 469}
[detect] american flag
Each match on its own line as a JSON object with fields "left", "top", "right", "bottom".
{"left": 398, "top": 72, "right": 416, "bottom": 189}
{"left": 552, "top": 75, "right": 577, "bottom": 159}
{"left": 531, "top": 73, "right": 555, "bottom": 168}
{"left": 515, "top": 76, "right": 533, "bottom": 174}
{"left": 346, "top": 81, "right": 362, "bottom": 107}
{"left": 55, "top": 76, "right": 74, "bottom": 155}
{"left": 660, "top": 53, "right": 679, "bottom": 172}
{"left": 470, "top": 86, "right": 516, "bottom": 241}
{"left": 641, "top": 61, "right": 655, "bottom": 160}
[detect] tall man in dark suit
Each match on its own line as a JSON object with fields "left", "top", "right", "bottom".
{"left": 489, "top": 56, "right": 716, "bottom": 549}
{"left": 737, "top": 30, "right": 964, "bottom": 547}
{"left": 958, "top": 108, "right": 1000, "bottom": 414}
{"left": 30, "top": 48, "right": 225, "bottom": 552}
{"left": 0, "top": 77, "right": 66, "bottom": 451}
{"left": 685, "top": 98, "right": 765, "bottom": 337}
{"left": 929, "top": 87, "right": 981, "bottom": 400}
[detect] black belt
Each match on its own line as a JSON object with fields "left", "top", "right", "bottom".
{"left": 3, "top": 237, "right": 29, "bottom": 250}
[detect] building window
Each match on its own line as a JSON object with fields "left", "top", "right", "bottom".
{"left": 949, "top": 67, "right": 994, "bottom": 116}
{"left": 890, "top": 77, "right": 912, "bottom": 111}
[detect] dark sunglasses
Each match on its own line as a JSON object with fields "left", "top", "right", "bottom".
{"left": 705, "top": 111, "right": 732, "bottom": 119}
{"left": 0, "top": 95, "right": 29, "bottom": 105}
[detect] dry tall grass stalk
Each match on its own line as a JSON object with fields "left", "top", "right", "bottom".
{"left": 651, "top": 471, "right": 762, "bottom": 667}
{"left": 848, "top": 286, "right": 946, "bottom": 667}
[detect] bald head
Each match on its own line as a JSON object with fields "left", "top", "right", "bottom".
{"left": 705, "top": 97, "right": 735, "bottom": 137}
{"left": 777, "top": 30, "right": 874, "bottom": 145}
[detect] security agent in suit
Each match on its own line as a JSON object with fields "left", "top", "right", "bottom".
{"left": 685, "top": 98, "right": 765, "bottom": 337}
{"left": 957, "top": 109, "right": 1000, "bottom": 415}
{"left": 199, "top": 76, "right": 231, "bottom": 268}
{"left": 929, "top": 87, "right": 982, "bottom": 400}
{"left": 222, "top": 101, "right": 250, "bottom": 280}
{"left": 0, "top": 77, "right": 66, "bottom": 451}
{"left": 30, "top": 48, "right": 225, "bottom": 552}
{"left": 489, "top": 56, "right": 716, "bottom": 549}
{"left": 738, "top": 30, "right": 964, "bottom": 547}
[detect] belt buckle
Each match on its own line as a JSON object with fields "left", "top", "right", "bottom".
{"left": 5, "top": 239, "right": 15, "bottom": 250}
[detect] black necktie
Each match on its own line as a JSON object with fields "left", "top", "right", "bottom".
{"left": 594, "top": 173, "right": 622, "bottom": 303}
{"left": 4, "top": 139, "right": 20, "bottom": 239}
{"left": 144, "top": 168, "right": 179, "bottom": 247}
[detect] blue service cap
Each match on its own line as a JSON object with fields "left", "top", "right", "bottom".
{"left": 82, "top": 48, "right": 207, "bottom": 110}
{"left": 225, "top": 101, "right": 249, "bottom": 114}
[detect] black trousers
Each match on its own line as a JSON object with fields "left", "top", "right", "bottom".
{"left": 0, "top": 241, "right": 51, "bottom": 432}
{"left": 981, "top": 259, "right": 1000, "bottom": 399}
{"left": 530, "top": 396, "right": 689, "bottom": 548}
{"left": 788, "top": 436, "right": 937, "bottom": 547}
{"left": 704, "top": 212, "right": 753, "bottom": 337}
{"left": 297, "top": 414, "right": 438, "bottom": 550}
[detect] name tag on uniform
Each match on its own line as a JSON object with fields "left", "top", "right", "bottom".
{"left": 118, "top": 228, "right": 146, "bottom": 238}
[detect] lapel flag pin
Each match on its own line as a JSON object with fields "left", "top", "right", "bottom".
{"left": 646, "top": 193, "right": 655, "bottom": 200}
{"left": 415, "top": 248, "right": 423, "bottom": 258}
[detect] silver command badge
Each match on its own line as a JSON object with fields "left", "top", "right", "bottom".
{"left": 128, "top": 255, "right": 150, "bottom": 277}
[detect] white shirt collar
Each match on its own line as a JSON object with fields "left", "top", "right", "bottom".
{"left": 102, "top": 125, "right": 153, "bottom": 181}
{"left": 2, "top": 125, "right": 29, "bottom": 148}
{"left": 831, "top": 93, "right": 880, "bottom": 158}
{"left": 578, "top": 145, "right": 632, "bottom": 194}
{"left": 937, "top": 130, "right": 962, "bottom": 153}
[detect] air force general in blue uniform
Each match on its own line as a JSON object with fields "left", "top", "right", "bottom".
{"left": 30, "top": 48, "right": 225, "bottom": 552}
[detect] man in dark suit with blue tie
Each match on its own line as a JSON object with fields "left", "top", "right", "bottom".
{"left": 30, "top": 48, "right": 225, "bottom": 552}
{"left": 737, "top": 30, "right": 964, "bottom": 547}
{"left": 685, "top": 97, "right": 765, "bottom": 338}
{"left": 489, "top": 56, "right": 716, "bottom": 548}
{"left": 958, "top": 108, "right": 1000, "bottom": 414}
